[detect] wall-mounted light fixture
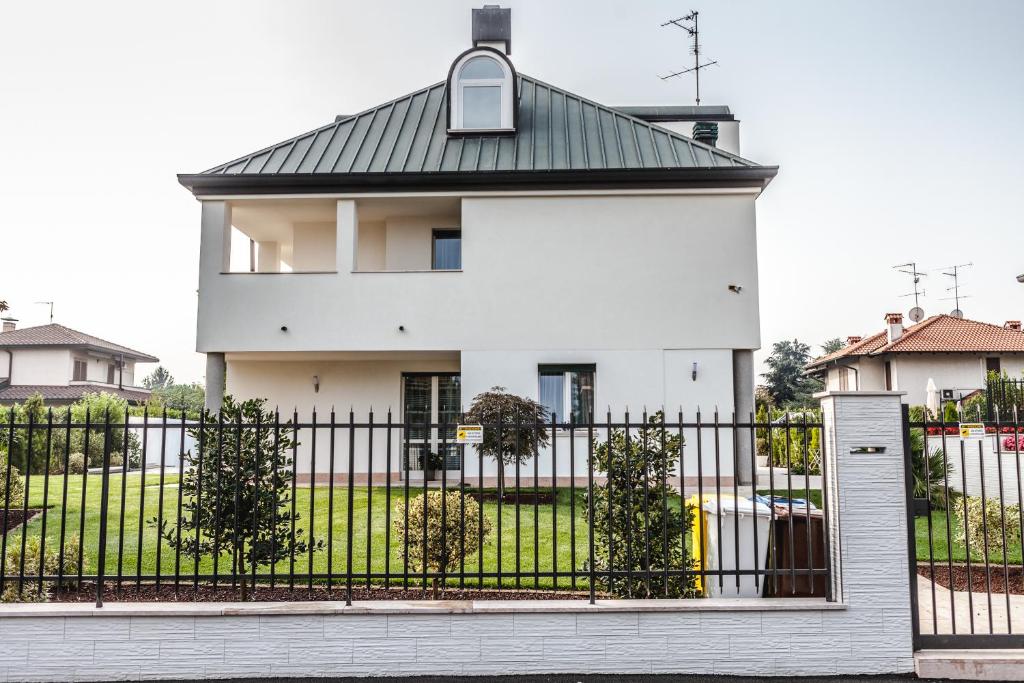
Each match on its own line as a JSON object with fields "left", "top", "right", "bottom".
{"left": 728, "top": 284, "right": 742, "bottom": 294}
{"left": 398, "top": 325, "right": 406, "bottom": 332}
{"left": 312, "top": 375, "right": 320, "bottom": 393}
{"left": 691, "top": 361, "right": 698, "bottom": 381}
{"left": 280, "top": 325, "right": 288, "bottom": 332}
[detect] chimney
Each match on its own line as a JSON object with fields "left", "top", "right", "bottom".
{"left": 692, "top": 121, "right": 719, "bottom": 147}
{"left": 885, "top": 313, "right": 904, "bottom": 343}
{"left": 1006, "top": 320, "right": 1022, "bottom": 332}
{"left": 846, "top": 336, "right": 862, "bottom": 346}
{"left": 472, "top": 5, "right": 511, "bottom": 54}
{"left": 1, "top": 317, "right": 16, "bottom": 333}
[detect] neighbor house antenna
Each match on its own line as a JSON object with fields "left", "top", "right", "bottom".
{"left": 35, "top": 301, "right": 54, "bottom": 323}
{"left": 937, "top": 262, "right": 973, "bottom": 317}
{"left": 893, "top": 262, "right": 927, "bottom": 321}
{"left": 660, "top": 11, "right": 718, "bottom": 106}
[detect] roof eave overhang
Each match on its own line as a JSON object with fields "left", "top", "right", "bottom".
{"left": 178, "top": 167, "right": 779, "bottom": 197}
{"left": 0, "top": 343, "right": 158, "bottom": 363}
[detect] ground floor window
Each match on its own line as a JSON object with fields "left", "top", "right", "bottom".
{"left": 538, "top": 364, "right": 595, "bottom": 423}
{"left": 402, "top": 372, "right": 461, "bottom": 473}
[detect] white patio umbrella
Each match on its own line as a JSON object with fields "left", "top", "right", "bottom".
{"left": 926, "top": 378, "right": 940, "bottom": 418}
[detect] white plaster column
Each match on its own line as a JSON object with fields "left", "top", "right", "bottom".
{"left": 198, "top": 201, "right": 230, "bottom": 414}
{"left": 337, "top": 199, "right": 357, "bottom": 273}
{"left": 204, "top": 353, "right": 226, "bottom": 413}
{"left": 733, "top": 348, "right": 755, "bottom": 484}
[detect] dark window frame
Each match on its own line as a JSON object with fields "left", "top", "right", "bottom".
{"left": 431, "top": 229, "right": 462, "bottom": 271}
{"left": 986, "top": 357, "right": 1002, "bottom": 376}
{"left": 538, "top": 363, "right": 597, "bottom": 424}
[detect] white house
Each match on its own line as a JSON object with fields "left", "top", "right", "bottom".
{"left": 178, "top": 6, "right": 777, "bottom": 484}
{"left": 807, "top": 312, "right": 1024, "bottom": 405}
{"left": 0, "top": 318, "right": 159, "bottom": 405}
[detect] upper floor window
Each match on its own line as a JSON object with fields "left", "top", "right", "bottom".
{"left": 73, "top": 358, "right": 87, "bottom": 382}
{"left": 448, "top": 50, "right": 515, "bottom": 132}
{"left": 432, "top": 229, "right": 462, "bottom": 270}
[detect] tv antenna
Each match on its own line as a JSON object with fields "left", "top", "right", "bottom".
{"left": 893, "top": 262, "right": 927, "bottom": 321}
{"left": 660, "top": 11, "right": 718, "bottom": 106}
{"left": 937, "top": 262, "right": 973, "bottom": 317}
{"left": 35, "top": 301, "right": 54, "bottom": 323}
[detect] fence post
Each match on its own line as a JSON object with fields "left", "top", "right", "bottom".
{"left": 817, "top": 390, "right": 912, "bottom": 656}
{"left": 95, "top": 410, "right": 113, "bottom": 607}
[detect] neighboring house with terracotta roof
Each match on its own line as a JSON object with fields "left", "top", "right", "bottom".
{"left": 806, "top": 313, "right": 1024, "bottom": 405}
{"left": 0, "top": 318, "right": 158, "bottom": 405}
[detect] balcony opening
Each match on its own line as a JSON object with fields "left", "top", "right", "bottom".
{"left": 354, "top": 196, "right": 462, "bottom": 272}
{"left": 225, "top": 199, "right": 338, "bottom": 273}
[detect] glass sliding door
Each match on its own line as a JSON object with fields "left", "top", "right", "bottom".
{"left": 402, "top": 372, "right": 462, "bottom": 478}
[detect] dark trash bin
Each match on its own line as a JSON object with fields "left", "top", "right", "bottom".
{"left": 763, "top": 505, "right": 827, "bottom": 598}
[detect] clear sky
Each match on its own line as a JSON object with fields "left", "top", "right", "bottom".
{"left": 1, "top": 0, "right": 1022, "bottom": 384}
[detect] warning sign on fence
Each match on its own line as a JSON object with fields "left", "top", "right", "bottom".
{"left": 959, "top": 422, "right": 986, "bottom": 440}
{"left": 456, "top": 424, "right": 484, "bottom": 444}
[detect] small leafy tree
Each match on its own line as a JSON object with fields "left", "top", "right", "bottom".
{"left": 0, "top": 452, "right": 25, "bottom": 510}
{"left": 152, "top": 396, "right": 322, "bottom": 599}
{"left": 588, "top": 411, "right": 699, "bottom": 599}
{"left": 464, "top": 387, "right": 549, "bottom": 496}
{"left": 821, "top": 338, "right": 845, "bottom": 355}
{"left": 762, "top": 339, "right": 822, "bottom": 408}
{"left": 142, "top": 366, "right": 174, "bottom": 390}
{"left": 69, "top": 392, "right": 140, "bottom": 469}
{"left": 392, "top": 491, "right": 492, "bottom": 598}
{"left": 0, "top": 393, "right": 58, "bottom": 473}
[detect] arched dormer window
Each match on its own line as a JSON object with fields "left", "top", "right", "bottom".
{"left": 447, "top": 48, "right": 516, "bottom": 133}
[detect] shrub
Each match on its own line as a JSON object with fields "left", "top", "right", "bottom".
{"left": 0, "top": 535, "right": 81, "bottom": 603}
{"left": 0, "top": 455, "right": 25, "bottom": 510}
{"left": 152, "top": 396, "right": 322, "bottom": 599}
{"left": 955, "top": 496, "right": 1021, "bottom": 558}
{"left": 392, "top": 490, "right": 491, "bottom": 598}
{"left": 66, "top": 453, "right": 86, "bottom": 475}
{"left": 588, "top": 411, "right": 699, "bottom": 599}
{"left": 69, "top": 392, "right": 140, "bottom": 469}
{"left": 108, "top": 453, "right": 123, "bottom": 468}
{"left": 909, "top": 429, "right": 953, "bottom": 510}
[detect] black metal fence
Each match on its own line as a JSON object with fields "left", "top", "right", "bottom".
{"left": 987, "top": 378, "right": 1024, "bottom": 421}
{"left": 906, "top": 406, "right": 1024, "bottom": 648}
{"left": 0, "top": 407, "right": 830, "bottom": 605}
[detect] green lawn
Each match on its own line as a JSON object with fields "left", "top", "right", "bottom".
{"left": 915, "top": 508, "right": 1023, "bottom": 565}
{"left": 6, "top": 474, "right": 600, "bottom": 590}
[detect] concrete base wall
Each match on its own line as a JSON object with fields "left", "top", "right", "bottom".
{"left": 0, "top": 600, "right": 912, "bottom": 681}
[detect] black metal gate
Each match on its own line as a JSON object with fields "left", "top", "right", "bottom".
{"left": 904, "top": 404, "right": 1024, "bottom": 649}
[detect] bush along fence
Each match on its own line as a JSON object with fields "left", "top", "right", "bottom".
{"left": 907, "top": 404, "right": 1024, "bottom": 645}
{"left": 0, "top": 398, "right": 830, "bottom": 606}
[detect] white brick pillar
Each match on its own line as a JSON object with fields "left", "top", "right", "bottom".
{"left": 819, "top": 390, "right": 913, "bottom": 657}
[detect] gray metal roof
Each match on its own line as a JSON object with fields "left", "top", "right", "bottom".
{"left": 198, "top": 75, "right": 762, "bottom": 177}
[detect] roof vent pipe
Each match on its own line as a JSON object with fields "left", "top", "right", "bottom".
{"left": 692, "top": 121, "right": 719, "bottom": 147}
{"left": 885, "top": 312, "right": 904, "bottom": 343}
{"left": 1, "top": 318, "right": 16, "bottom": 333}
{"left": 472, "top": 5, "right": 511, "bottom": 54}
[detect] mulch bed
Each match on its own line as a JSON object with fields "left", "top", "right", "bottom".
{"left": 918, "top": 563, "right": 1024, "bottom": 595}
{"left": 49, "top": 583, "right": 597, "bottom": 603}
{"left": 1, "top": 509, "right": 42, "bottom": 534}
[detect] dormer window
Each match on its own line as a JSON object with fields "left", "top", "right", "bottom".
{"left": 448, "top": 48, "right": 516, "bottom": 133}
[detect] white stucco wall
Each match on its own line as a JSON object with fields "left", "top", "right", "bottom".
{"left": 196, "top": 192, "right": 761, "bottom": 355}
{"left": 8, "top": 349, "right": 72, "bottom": 385}
{"left": 826, "top": 354, "right": 1024, "bottom": 404}
{"left": 291, "top": 222, "right": 337, "bottom": 272}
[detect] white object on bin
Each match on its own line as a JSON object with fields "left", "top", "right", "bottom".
{"left": 692, "top": 494, "right": 772, "bottom": 598}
